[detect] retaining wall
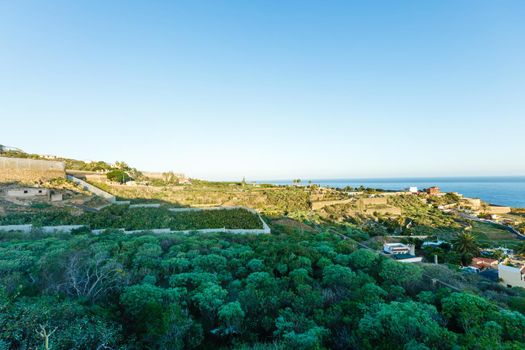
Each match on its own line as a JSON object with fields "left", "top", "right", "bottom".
{"left": 0, "top": 225, "right": 85, "bottom": 233}
{"left": 0, "top": 156, "right": 65, "bottom": 183}
{"left": 67, "top": 175, "right": 116, "bottom": 202}
{"left": 0, "top": 206, "right": 271, "bottom": 235}
{"left": 129, "top": 203, "right": 161, "bottom": 208}
{"left": 311, "top": 199, "right": 354, "bottom": 210}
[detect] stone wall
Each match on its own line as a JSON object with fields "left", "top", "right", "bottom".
{"left": 0, "top": 157, "right": 65, "bottom": 183}
{"left": 357, "top": 197, "right": 388, "bottom": 206}
{"left": 67, "top": 175, "right": 116, "bottom": 202}
{"left": 311, "top": 198, "right": 354, "bottom": 210}
{"left": 485, "top": 205, "right": 512, "bottom": 215}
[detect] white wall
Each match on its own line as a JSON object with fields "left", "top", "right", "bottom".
{"left": 498, "top": 263, "right": 525, "bottom": 288}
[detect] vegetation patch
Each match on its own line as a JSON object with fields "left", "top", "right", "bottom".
{"left": 0, "top": 206, "right": 263, "bottom": 231}
{"left": 471, "top": 221, "right": 518, "bottom": 245}
{"left": 0, "top": 231, "right": 524, "bottom": 349}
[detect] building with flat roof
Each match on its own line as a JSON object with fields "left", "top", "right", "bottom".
{"left": 383, "top": 243, "right": 422, "bottom": 263}
{"left": 426, "top": 186, "right": 440, "bottom": 195}
{"left": 498, "top": 258, "right": 525, "bottom": 288}
{"left": 6, "top": 187, "right": 50, "bottom": 198}
{"left": 384, "top": 243, "right": 411, "bottom": 255}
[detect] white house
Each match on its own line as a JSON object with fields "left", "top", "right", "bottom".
{"left": 498, "top": 259, "right": 525, "bottom": 288}
{"left": 6, "top": 188, "right": 50, "bottom": 199}
{"left": 408, "top": 187, "right": 418, "bottom": 193}
{"left": 383, "top": 243, "right": 423, "bottom": 263}
{"left": 384, "top": 243, "right": 411, "bottom": 255}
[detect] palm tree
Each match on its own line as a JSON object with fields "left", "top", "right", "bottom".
{"left": 451, "top": 231, "right": 480, "bottom": 266}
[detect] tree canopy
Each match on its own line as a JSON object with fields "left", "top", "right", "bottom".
{"left": 0, "top": 229, "right": 523, "bottom": 349}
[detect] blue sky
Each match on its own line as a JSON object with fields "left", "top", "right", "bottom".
{"left": 1, "top": 1, "right": 524, "bottom": 180}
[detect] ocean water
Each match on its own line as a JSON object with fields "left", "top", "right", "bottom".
{"left": 263, "top": 177, "right": 525, "bottom": 208}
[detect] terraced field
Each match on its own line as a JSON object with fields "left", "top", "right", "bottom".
{"left": 0, "top": 205, "right": 263, "bottom": 231}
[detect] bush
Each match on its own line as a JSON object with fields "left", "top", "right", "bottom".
{"left": 106, "top": 170, "right": 132, "bottom": 183}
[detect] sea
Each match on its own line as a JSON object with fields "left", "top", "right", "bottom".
{"left": 260, "top": 177, "right": 525, "bottom": 208}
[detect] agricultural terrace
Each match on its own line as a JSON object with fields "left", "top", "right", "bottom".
{"left": 89, "top": 180, "right": 312, "bottom": 215}
{"left": 0, "top": 205, "right": 263, "bottom": 231}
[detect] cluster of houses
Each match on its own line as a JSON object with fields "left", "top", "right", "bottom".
{"left": 454, "top": 246, "right": 525, "bottom": 288}
{"left": 468, "top": 252, "right": 525, "bottom": 289}
{"left": 406, "top": 186, "right": 441, "bottom": 195}
{"left": 383, "top": 239, "right": 525, "bottom": 289}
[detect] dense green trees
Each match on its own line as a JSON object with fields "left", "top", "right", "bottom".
{"left": 0, "top": 230, "right": 524, "bottom": 349}
{"left": 0, "top": 205, "right": 263, "bottom": 231}
{"left": 358, "top": 301, "right": 457, "bottom": 349}
{"left": 106, "top": 169, "right": 132, "bottom": 183}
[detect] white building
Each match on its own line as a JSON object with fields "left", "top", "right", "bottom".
{"left": 6, "top": 188, "right": 49, "bottom": 198}
{"left": 498, "top": 259, "right": 525, "bottom": 288}
{"left": 383, "top": 243, "right": 423, "bottom": 263}
{"left": 384, "top": 243, "right": 412, "bottom": 255}
{"left": 408, "top": 187, "right": 418, "bottom": 193}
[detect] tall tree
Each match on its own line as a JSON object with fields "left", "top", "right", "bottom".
{"left": 451, "top": 232, "right": 480, "bottom": 266}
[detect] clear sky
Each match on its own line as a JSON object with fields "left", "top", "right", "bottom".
{"left": 1, "top": 1, "right": 524, "bottom": 180}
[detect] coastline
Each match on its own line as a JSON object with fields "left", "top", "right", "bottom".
{"left": 256, "top": 176, "right": 525, "bottom": 208}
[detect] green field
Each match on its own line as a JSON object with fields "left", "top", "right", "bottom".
{"left": 0, "top": 205, "right": 263, "bottom": 231}
{"left": 471, "top": 221, "right": 518, "bottom": 245}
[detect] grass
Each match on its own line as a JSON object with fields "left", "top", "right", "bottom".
{"left": 471, "top": 221, "right": 519, "bottom": 245}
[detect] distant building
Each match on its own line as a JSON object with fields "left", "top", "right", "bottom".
{"left": 426, "top": 186, "right": 440, "bottom": 195}
{"left": 384, "top": 242, "right": 411, "bottom": 254}
{"left": 498, "top": 258, "right": 525, "bottom": 288}
{"left": 383, "top": 243, "right": 423, "bottom": 263}
{"left": 5, "top": 187, "right": 63, "bottom": 202}
{"left": 407, "top": 187, "right": 418, "bottom": 193}
{"left": 6, "top": 187, "right": 50, "bottom": 199}
{"left": 470, "top": 257, "right": 498, "bottom": 270}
